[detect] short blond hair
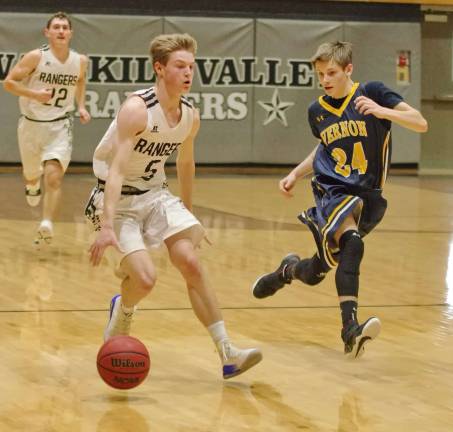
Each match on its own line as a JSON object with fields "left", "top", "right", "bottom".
{"left": 311, "top": 41, "right": 352, "bottom": 69}
{"left": 46, "top": 11, "right": 72, "bottom": 29}
{"left": 149, "top": 33, "right": 197, "bottom": 67}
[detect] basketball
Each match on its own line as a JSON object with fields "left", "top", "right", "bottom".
{"left": 97, "top": 335, "right": 150, "bottom": 389}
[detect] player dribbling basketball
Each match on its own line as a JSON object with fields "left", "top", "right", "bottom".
{"left": 86, "top": 33, "right": 262, "bottom": 379}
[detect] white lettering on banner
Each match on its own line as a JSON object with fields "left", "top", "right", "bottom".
{"left": 194, "top": 57, "right": 314, "bottom": 88}
{"left": 1, "top": 53, "right": 314, "bottom": 88}
{"left": 2, "top": 52, "right": 312, "bottom": 125}
{"left": 0, "top": 53, "right": 18, "bottom": 80}
{"left": 227, "top": 92, "right": 247, "bottom": 120}
{"left": 84, "top": 91, "right": 125, "bottom": 119}
{"left": 83, "top": 90, "right": 248, "bottom": 121}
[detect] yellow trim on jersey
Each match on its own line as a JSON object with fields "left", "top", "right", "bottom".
{"left": 321, "top": 195, "right": 355, "bottom": 236}
{"left": 380, "top": 131, "right": 391, "bottom": 189}
{"left": 322, "top": 196, "right": 355, "bottom": 267}
{"left": 318, "top": 82, "right": 360, "bottom": 118}
{"left": 321, "top": 196, "right": 361, "bottom": 268}
{"left": 323, "top": 238, "right": 338, "bottom": 268}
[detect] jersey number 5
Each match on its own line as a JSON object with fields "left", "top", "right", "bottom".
{"left": 331, "top": 141, "right": 368, "bottom": 178}
{"left": 141, "top": 159, "right": 160, "bottom": 181}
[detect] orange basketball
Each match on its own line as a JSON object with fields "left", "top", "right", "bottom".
{"left": 97, "top": 335, "right": 150, "bottom": 389}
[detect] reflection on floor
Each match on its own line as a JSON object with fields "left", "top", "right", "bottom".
{"left": 1, "top": 173, "right": 453, "bottom": 431}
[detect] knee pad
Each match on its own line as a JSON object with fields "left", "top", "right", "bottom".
{"left": 335, "top": 230, "right": 364, "bottom": 297}
{"left": 338, "top": 230, "right": 364, "bottom": 273}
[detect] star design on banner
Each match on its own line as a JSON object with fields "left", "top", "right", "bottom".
{"left": 258, "top": 89, "right": 295, "bottom": 127}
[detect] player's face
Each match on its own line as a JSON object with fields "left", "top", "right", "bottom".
{"left": 315, "top": 59, "right": 353, "bottom": 99}
{"left": 44, "top": 18, "right": 73, "bottom": 47}
{"left": 156, "top": 50, "right": 195, "bottom": 94}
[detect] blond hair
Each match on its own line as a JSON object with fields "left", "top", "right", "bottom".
{"left": 46, "top": 11, "right": 72, "bottom": 29}
{"left": 311, "top": 41, "right": 352, "bottom": 69}
{"left": 149, "top": 33, "right": 197, "bottom": 67}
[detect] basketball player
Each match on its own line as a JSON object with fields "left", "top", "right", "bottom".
{"left": 86, "top": 34, "right": 262, "bottom": 379}
{"left": 252, "top": 41, "right": 427, "bottom": 359}
{"left": 3, "top": 11, "right": 90, "bottom": 248}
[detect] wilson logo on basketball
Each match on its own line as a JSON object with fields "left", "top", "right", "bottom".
{"left": 111, "top": 358, "right": 146, "bottom": 368}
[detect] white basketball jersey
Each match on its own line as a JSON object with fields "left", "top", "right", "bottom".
{"left": 19, "top": 45, "right": 81, "bottom": 121}
{"left": 93, "top": 87, "right": 195, "bottom": 190}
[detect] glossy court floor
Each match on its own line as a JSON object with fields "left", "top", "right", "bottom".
{"left": 0, "top": 172, "right": 452, "bottom": 431}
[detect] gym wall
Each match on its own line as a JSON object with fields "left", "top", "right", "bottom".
{"left": 0, "top": 10, "right": 421, "bottom": 165}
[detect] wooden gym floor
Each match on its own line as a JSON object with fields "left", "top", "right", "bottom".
{"left": 0, "top": 172, "right": 452, "bottom": 431}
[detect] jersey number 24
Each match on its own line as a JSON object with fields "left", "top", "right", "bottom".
{"left": 331, "top": 141, "right": 368, "bottom": 177}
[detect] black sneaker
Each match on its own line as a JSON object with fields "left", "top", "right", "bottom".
{"left": 342, "top": 317, "right": 381, "bottom": 359}
{"left": 252, "top": 254, "right": 300, "bottom": 299}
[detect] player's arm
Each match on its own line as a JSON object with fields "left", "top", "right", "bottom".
{"left": 89, "top": 96, "right": 147, "bottom": 266}
{"left": 75, "top": 54, "right": 91, "bottom": 124}
{"left": 382, "top": 101, "right": 427, "bottom": 133}
{"left": 279, "top": 145, "right": 318, "bottom": 197}
{"left": 176, "top": 109, "right": 200, "bottom": 212}
{"left": 355, "top": 97, "right": 428, "bottom": 133}
{"left": 2, "top": 50, "right": 52, "bottom": 103}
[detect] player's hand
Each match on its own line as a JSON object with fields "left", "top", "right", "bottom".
{"left": 279, "top": 173, "right": 297, "bottom": 197}
{"left": 89, "top": 226, "right": 123, "bottom": 266}
{"left": 79, "top": 107, "right": 91, "bottom": 124}
{"left": 196, "top": 233, "right": 213, "bottom": 249}
{"left": 35, "top": 88, "right": 53, "bottom": 103}
{"left": 354, "top": 96, "right": 387, "bottom": 119}
{"left": 202, "top": 234, "right": 213, "bottom": 246}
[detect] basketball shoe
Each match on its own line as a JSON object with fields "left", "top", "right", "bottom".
{"left": 218, "top": 340, "right": 263, "bottom": 379}
{"left": 33, "top": 219, "right": 53, "bottom": 249}
{"left": 252, "top": 253, "right": 300, "bottom": 299}
{"left": 104, "top": 294, "right": 136, "bottom": 341}
{"left": 342, "top": 317, "right": 381, "bottom": 360}
{"left": 25, "top": 181, "right": 41, "bottom": 207}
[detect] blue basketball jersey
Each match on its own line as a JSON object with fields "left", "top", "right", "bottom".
{"left": 308, "top": 81, "right": 403, "bottom": 192}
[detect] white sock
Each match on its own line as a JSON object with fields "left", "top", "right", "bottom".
{"left": 208, "top": 320, "right": 229, "bottom": 345}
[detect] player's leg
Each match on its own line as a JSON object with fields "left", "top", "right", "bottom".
{"left": 35, "top": 118, "right": 72, "bottom": 247}
{"left": 104, "top": 250, "right": 156, "bottom": 340}
{"left": 293, "top": 254, "right": 329, "bottom": 285}
{"left": 165, "top": 229, "right": 262, "bottom": 379}
{"left": 103, "top": 249, "right": 157, "bottom": 341}
{"left": 251, "top": 253, "right": 303, "bottom": 299}
{"left": 166, "top": 233, "right": 221, "bottom": 326}
{"left": 33, "top": 159, "right": 64, "bottom": 246}
{"left": 252, "top": 209, "right": 330, "bottom": 299}
{"left": 334, "top": 213, "right": 380, "bottom": 359}
{"left": 24, "top": 176, "right": 42, "bottom": 206}
{"left": 120, "top": 250, "right": 156, "bottom": 307}
{"left": 100, "top": 195, "right": 155, "bottom": 341}
{"left": 17, "top": 118, "right": 42, "bottom": 207}
{"left": 42, "top": 159, "right": 64, "bottom": 221}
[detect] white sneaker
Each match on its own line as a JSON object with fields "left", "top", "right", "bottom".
{"left": 33, "top": 220, "right": 53, "bottom": 249}
{"left": 25, "top": 181, "right": 41, "bottom": 207}
{"left": 104, "top": 294, "right": 136, "bottom": 341}
{"left": 218, "top": 340, "right": 263, "bottom": 379}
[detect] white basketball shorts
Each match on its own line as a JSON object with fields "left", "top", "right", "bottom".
{"left": 85, "top": 185, "right": 205, "bottom": 258}
{"left": 18, "top": 116, "right": 73, "bottom": 180}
